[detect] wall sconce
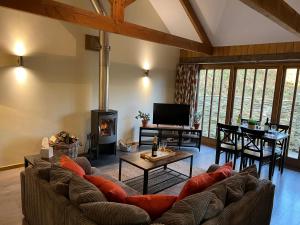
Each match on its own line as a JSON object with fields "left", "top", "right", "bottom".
{"left": 0, "top": 54, "right": 23, "bottom": 67}
{"left": 143, "top": 69, "right": 150, "bottom": 77}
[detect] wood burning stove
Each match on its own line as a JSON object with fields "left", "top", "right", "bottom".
{"left": 91, "top": 110, "right": 118, "bottom": 156}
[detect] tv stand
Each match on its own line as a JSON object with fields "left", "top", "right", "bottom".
{"left": 138, "top": 125, "right": 202, "bottom": 151}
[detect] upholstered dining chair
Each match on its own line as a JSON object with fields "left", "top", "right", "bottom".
{"left": 216, "top": 123, "right": 241, "bottom": 170}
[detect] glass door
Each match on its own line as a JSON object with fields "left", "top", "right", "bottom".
{"left": 197, "top": 68, "right": 230, "bottom": 138}
{"left": 232, "top": 68, "right": 277, "bottom": 125}
{"left": 280, "top": 68, "right": 300, "bottom": 160}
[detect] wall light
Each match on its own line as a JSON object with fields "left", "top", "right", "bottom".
{"left": 0, "top": 54, "right": 23, "bottom": 67}
{"left": 143, "top": 69, "right": 150, "bottom": 77}
{"left": 15, "top": 66, "right": 27, "bottom": 84}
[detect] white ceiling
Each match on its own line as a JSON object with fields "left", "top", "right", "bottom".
{"left": 149, "top": 0, "right": 300, "bottom": 46}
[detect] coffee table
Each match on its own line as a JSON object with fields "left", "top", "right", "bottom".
{"left": 119, "top": 151, "right": 193, "bottom": 194}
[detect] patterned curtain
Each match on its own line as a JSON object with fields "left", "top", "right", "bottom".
{"left": 175, "top": 64, "right": 200, "bottom": 125}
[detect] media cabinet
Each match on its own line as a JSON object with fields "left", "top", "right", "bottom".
{"left": 138, "top": 125, "right": 202, "bottom": 151}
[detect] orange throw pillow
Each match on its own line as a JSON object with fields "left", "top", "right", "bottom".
{"left": 215, "top": 161, "right": 233, "bottom": 176}
{"left": 178, "top": 162, "right": 232, "bottom": 200}
{"left": 84, "top": 175, "right": 127, "bottom": 203}
{"left": 126, "top": 195, "right": 177, "bottom": 220}
{"left": 60, "top": 155, "right": 85, "bottom": 177}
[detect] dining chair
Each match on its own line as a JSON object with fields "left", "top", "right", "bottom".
{"left": 216, "top": 123, "right": 241, "bottom": 169}
{"left": 239, "top": 127, "right": 274, "bottom": 180}
{"left": 269, "top": 123, "right": 290, "bottom": 174}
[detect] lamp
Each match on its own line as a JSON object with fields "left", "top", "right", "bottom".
{"left": 0, "top": 54, "right": 23, "bottom": 67}
{"left": 143, "top": 69, "right": 150, "bottom": 77}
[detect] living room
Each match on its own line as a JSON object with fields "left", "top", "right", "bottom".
{"left": 0, "top": 0, "right": 300, "bottom": 225}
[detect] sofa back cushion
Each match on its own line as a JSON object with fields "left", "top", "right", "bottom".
{"left": 155, "top": 192, "right": 223, "bottom": 225}
{"left": 80, "top": 202, "right": 151, "bottom": 225}
{"left": 49, "top": 165, "right": 73, "bottom": 197}
{"left": 126, "top": 195, "right": 177, "bottom": 220}
{"left": 69, "top": 174, "right": 107, "bottom": 205}
{"left": 84, "top": 175, "right": 128, "bottom": 203}
{"left": 60, "top": 155, "right": 85, "bottom": 177}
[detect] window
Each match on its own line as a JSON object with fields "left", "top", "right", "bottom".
{"left": 232, "top": 68, "right": 277, "bottom": 125}
{"left": 197, "top": 68, "right": 230, "bottom": 138}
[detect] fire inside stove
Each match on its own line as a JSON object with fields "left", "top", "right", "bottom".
{"left": 99, "top": 119, "right": 113, "bottom": 136}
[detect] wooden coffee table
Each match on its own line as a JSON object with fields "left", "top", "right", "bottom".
{"left": 119, "top": 151, "right": 193, "bottom": 194}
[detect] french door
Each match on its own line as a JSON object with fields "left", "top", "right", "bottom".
{"left": 280, "top": 68, "right": 300, "bottom": 163}
{"left": 197, "top": 68, "right": 230, "bottom": 138}
{"left": 232, "top": 68, "right": 277, "bottom": 125}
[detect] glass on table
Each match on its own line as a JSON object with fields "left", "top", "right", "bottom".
{"left": 270, "top": 124, "right": 277, "bottom": 133}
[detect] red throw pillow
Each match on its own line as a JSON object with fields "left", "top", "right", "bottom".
{"left": 84, "top": 175, "right": 127, "bottom": 203}
{"left": 215, "top": 161, "right": 233, "bottom": 177}
{"left": 178, "top": 162, "right": 233, "bottom": 200}
{"left": 126, "top": 195, "right": 177, "bottom": 220}
{"left": 60, "top": 155, "right": 85, "bottom": 177}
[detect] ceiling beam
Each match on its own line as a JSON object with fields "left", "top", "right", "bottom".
{"left": 109, "top": 0, "right": 136, "bottom": 8}
{"left": 111, "top": 0, "right": 125, "bottom": 23}
{"left": 179, "top": 0, "right": 212, "bottom": 46}
{"left": 0, "top": 0, "right": 212, "bottom": 54}
{"left": 240, "top": 0, "right": 300, "bottom": 35}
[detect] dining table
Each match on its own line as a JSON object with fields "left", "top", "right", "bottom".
{"left": 237, "top": 125, "right": 289, "bottom": 179}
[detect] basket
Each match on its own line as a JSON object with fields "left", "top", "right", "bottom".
{"left": 52, "top": 141, "right": 80, "bottom": 158}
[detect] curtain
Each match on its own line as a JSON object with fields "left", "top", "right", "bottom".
{"left": 174, "top": 64, "right": 200, "bottom": 124}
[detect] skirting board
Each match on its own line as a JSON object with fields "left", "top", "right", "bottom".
{"left": 0, "top": 163, "right": 24, "bottom": 171}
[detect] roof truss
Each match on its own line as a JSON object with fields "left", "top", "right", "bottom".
{"left": 0, "top": 0, "right": 212, "bottom": 54}
{"left": 240, "top": 0, "right": 300, "bottom": 36}
{"left": 179, "top": 0, "right": 212, "bottom": 46}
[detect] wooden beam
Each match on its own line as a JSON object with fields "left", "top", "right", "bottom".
{"left": 179, "top": 0, "right": 212, "bottom": 46}
{"left": 111, "top": 0, "right": 125, "bottom": 23}
{"left": 239, "top": 0, "right": 300, "bottom": 35}
{"left": 180, "top": 53, "right": 300, "bottom": 64}
{"left": 0, "top": 0, "right": 212, "bottom": 54}
{"left": 109, "top": 0, "right": 136, "bottom": 8}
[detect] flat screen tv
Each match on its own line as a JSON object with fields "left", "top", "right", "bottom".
{"left": 153, "top": 103, "right": 190, "bottom": 126}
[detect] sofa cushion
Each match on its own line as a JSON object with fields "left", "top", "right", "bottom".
{"left": 178, "top": 163, "right": 232, "bottom": 200}
{"left": 84, "top": 175, "right": 128, "bottom": 203}
{"left": 91, "top": 170, "right": 139, "bottom": 196}
{"left": 126, "top": 195, "right": 177, "bottom": 220}
{"left": 33, "top": 159, "right": 52, "bottom": 181}
{"left": 155, "top": 192, "right": 223, "bottom": 225}
{"left": 60, "top": 155, "right": 85, "bottom": 177}
{"left": 80, "top": 202, "right": 151, "bottom": 225}
{"left": 240, "top": 164, "right": 259, "bottom": 178}
{"left": 49, "top": 165, "right": 73, "bottom": 197}
{"left": 69, "top": 174, "right": 107, "bottom": 205}
{"left": 74, "top": 157, "right": 92, "bottom": 175}
{"left": 205, "top": 173, "right": 259, "bottom": 206}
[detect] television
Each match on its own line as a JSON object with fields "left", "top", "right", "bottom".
{"left": 153, "top": 103, "right": 190, "bottom": 126}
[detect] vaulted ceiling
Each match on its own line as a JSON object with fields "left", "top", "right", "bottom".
{"left": 149, "top": 0, "right": 300, "bottom": 46}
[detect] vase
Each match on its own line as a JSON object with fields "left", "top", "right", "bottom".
{"left": 142, "top": 120, "right": 148, "bottom": 127}
{"left": 194, "top": 123, "right": 200, "bottom": 129}
{"left": 248, "top": 124, "right": 256, "bottom": 130}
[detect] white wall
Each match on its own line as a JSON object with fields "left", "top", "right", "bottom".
{"left": 0, "top": 0, "right": 179, "bottom": 167}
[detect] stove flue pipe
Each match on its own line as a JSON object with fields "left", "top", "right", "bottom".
{"left": 90, "top": 0, "right": 110, "bottom": 111}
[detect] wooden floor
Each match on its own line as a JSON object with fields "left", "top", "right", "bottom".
{"left": 0, "top": 145, "right": 299, "bottom": 225}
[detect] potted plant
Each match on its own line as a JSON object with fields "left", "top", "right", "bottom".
{"left": 248, "top": 119, "right": 257, "bottom": 130}
{"left": 193, "top": 112, "right": 202, "bottom": 129}
{"left": 135, "top": 110, "right": 150, "bottom": 127}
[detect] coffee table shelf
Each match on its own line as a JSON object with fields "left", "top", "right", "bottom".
{"left": 119, "top": 151, "right": 193, "bottom": 194}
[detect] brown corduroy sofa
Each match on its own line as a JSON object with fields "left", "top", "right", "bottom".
{"left": 21, "top": 157, "right": 275, "bottom": 225}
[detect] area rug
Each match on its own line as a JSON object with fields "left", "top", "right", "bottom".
{"left": 96, "top": 155, "right": 205, "bottom": 195}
